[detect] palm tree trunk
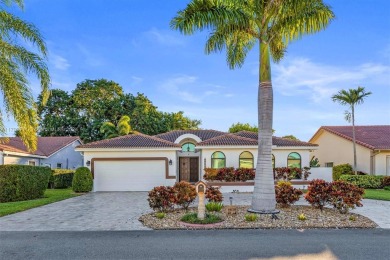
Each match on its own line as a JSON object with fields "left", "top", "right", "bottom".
{"left": 249, "top": 42, "right": 277, "bottom": 213}
{"left": 352, "top": 105, "right": 357, "bottom": 175}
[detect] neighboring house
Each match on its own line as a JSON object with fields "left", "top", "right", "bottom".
{"left": 0, "top": 136, "right": 83, "bottom": 169}
{"left": 309, "top": 125, "right": 390, "bottom": 175}
{"left": 76, "top": 130, "right": 317, "bottom": 192}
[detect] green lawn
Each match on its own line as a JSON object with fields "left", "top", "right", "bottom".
{"left": 363, "top": 189, "right": 390, "bottom": 201}
{"left": 0, "top": 188, "right": 80, "bottom": 217}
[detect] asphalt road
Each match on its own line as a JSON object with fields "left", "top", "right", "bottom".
{"left": 1, "top": 229, "right": 389, "bottom": 260}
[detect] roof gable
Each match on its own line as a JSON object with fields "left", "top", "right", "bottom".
{"left": 310, "top": 125, "right": 390, "bottom": 150}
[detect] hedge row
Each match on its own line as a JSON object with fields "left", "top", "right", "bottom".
{"left": 339, "top": 175, "right": 385, "bottom": 189}
{"left": 0, "top": 165, "right": 51, "bottom": 202}
{"left": 49, "top": 169, "right": 75, "bottom": 189}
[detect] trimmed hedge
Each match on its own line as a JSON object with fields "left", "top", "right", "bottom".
{"left": 339, "top": 174, "right": 384, "bottom": 189}
{"left": 0, "top": 165, "right": 51, "bottom": 202}
{"left": 49, "top": 169, "right": 75, "bottom": 189}
{"left": 72, "top": 167, "right": 93, "bottom": 192}
{"left": 332, "top": 164, "right": 353, "bottom": 181}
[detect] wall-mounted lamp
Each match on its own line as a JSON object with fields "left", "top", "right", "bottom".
{"left": 169, "top": 159, "right": 173, "bottom": 165}
{"left": 86, "top": 160, "right": 91, "bottom": 166}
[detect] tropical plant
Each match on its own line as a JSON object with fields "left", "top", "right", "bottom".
{"left": 205, "top": 202, "right": 223, "bottom": 212}
{"left": 205, "top": 186, "right": 223, "bottom": 202}
{"left": 171, "top": 0, "right": 334, "bottom": 213}
{"left": 173, "top": 181, "right": 197, "bottom": 210}
{"left": 100, "top": 115, "right": 132, "bottom": 139}
{"left": 147, "top": 186, "right": 177, "bottom": 212}
{"left": 244, "top": 213, "right": 258, "bottom": 222}
{"left": 310, "top": 156, "right": 320, "bottom": 167}
{"left": 275, "top": 181, "right": 303, "bottom": 207}
{"left": 0, "top": 0, "right": 50, "bottom": 151}
{"left": 331, "top": 87, "right": 372, "bottom": 174}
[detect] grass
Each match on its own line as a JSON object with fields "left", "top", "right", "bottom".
{"left": 0, "top": 188, "right": 80, "bottom": 217}
{"left": 181, "top": 212, "right": 223, "bottom": 224}
{"left": 363, "top": 189, "right": 390, "bottom": 201}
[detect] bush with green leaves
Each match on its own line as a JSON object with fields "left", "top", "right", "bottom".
{"left": 205, "top": 202, "right": 223, "bottom": 212}
{"left": 173, "top": 181, "right": 197, "bottom": 210}
{"left": 155, "top": 212, "right": 166, "bottom": 219}
{"left": 339, "top": 175, "right": 384, "bottom": 189}
{"left": 147, "top": 186, "right": 177, "bottom": 212}
{"left": 384, "top": 186, "right": 390, "bottom": 191}
{"left": 180, "top": 212, "right": 222, "bottom": 224}
{"left": 382, "top": 176, "right": 390, "bottom": 188}
{"left": 0, "top": 165, "right": 51, "bottom": 202}
{"left": 49, "top": 169, "right": 74, "bottom": 189}
{"left": 332, "top": 164, "right": 353, "bottom": 180}
{"left": 245, "top": 213, "right": 258, "bottom": 222}
{"left": 72, "top": 167, "right": 93, "bottom": 192}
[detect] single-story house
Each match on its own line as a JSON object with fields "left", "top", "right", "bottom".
{"left": 0, "top": 136, "right": 83, "bottom": 169}
{"left": 76, "top": 130, "right": 318, "bottom": 192}
{"left": 309, "top": 125, "right": 390, "bottom": 175}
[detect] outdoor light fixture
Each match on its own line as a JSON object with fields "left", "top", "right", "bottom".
{"left": 169, "top": 159, "right": 173, "bottom": 165}
{"left": 86, "top": 160, "right": 91, "bottom": 166}
{"left": 229, "top": 196, "right": 233, "bottom": 206}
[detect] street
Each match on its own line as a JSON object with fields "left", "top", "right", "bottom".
{"left": 1, "top": 229, "right": 389, "bottom": 260}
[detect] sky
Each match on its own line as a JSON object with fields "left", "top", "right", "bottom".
{"left": 4, "top": 0, "right": 390, "bottom": 141}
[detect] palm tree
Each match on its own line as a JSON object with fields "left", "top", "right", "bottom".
{"left": 100, "top": 115, "right": 132, "bottom": 139}
{"left": 332, "top": 87, "right": 372, "bottom": 175}
{"left": 171, "top": 0, "right": 334, "bottom": 213}
{"left": 0, "top": 0, "right": 50, "bottom": 151}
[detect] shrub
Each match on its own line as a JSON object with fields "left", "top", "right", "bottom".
{"left": 382, "top": 176, "right": 390, "bottom": 187}
{"left": 234, "top": 168, "right": 255, "bottom": 181}
{"left": 203, "top": 168, "right": 219, "bottom": 181}
{"left": 49, "top": 169, "right": 74, "bottom": 189}
{"left": 332, "top": 164, "right": 353, "bottom": 181}
{"left": 245, "top": 213, "right": 258, "bottom": 222}
{"left": 173, "top": 181, "right": 197, "bottom": 210}
{"left": 304, "top": 179, "right": 331, "bottom": 211}
{"left": 384, "top": 186, "right": 390, "bottom": 191}
{"left": 297, "top": 213, "right": 306, "bottom": 221}
{"left": 205, "top": 186, "right": 223, "bottom": 202}
{"left": 155, "top": 212, "right": 166, "bottom": 219}
{"left": 0, "top": 165, "right": 51, "bottom": 202}
{"left": 72, "top": 167, "right": 93, "bottom": 193}
{"left": 180, "top": 212, "right": 222, "bottom": 224}
{"left": 204, "top": 167, "right": 255, "bottom": 182}
{"left": 275, "top": 181, "right": 303, "bottom": 207}
{"left": 328, "top": 181, "right": 364, "bottom": 213}
{"left": 205, "top": 202, "right": 223, "bottom": 212}
{"left": 339, "top": 175, "right": 384, "bottom": 189}
{"left": 274, "top": 167, "right": 303, "bottom": 180}
{"left": 216, "top": 167, "right": 236, "bottom": 182}
{"left": 148, "top": 186, "right": 176, "bottom": 212}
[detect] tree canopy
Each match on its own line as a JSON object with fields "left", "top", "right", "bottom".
{"left": 0, "top": 0, "right": 50, "bottom": 151}
{"left": 38, "top": 79, "right": 201, "bottom": 142}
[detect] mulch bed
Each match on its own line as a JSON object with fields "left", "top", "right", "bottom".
{"left": 139, "top": 205, "right": 377, "bottom": 230}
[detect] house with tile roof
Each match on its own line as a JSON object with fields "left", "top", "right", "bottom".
{"left": 0, "top": 136, "right": 83, "bottom": 169}
{"left": 76, "top": 130, "right": 317, "bottom": 192}
{"left": 309, "top": 125, "right": 390, "bottom": 175}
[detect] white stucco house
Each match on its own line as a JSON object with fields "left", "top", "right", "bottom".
{"left": 0, "top": 136, "right": 83, "bottom": 169}
{"left": 76, "top": 130, "right": 318, "bottom": 192}
{"left": 309, "top": 125, "right": 390, "bottom": 175}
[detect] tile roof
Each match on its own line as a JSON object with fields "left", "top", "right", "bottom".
{"left": 155, "top": 129, "right": 227, "bottom": 143}
{"left": 0, "top": 136, "right": 81, "bottom": 157}
{"left": 311, "top": 125, "right": 390, "bottom": 150}
{"left": 77, "top": 132, "right": 181, "bottom": 149}
{"left": 197, "top": 133, "right": 258, "bottom": 146}
{"left": 233, "top": 131, "right": 318, "bottom": 147}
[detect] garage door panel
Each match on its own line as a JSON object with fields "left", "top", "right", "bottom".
{"left": 94, "top": 160, "right": 167, "bottom": 191}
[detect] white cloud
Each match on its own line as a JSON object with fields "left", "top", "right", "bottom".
{"left": 257, "top": 58, "right": 390, "bottom": 102}
{"left": 144, "top": 28, "right": 184, "bottom": 46}
{"left": 49, "top": 53, "right": 70, "bottom": 71}
{"left": 131, "top": 76, "right": 143, "bottom": 84}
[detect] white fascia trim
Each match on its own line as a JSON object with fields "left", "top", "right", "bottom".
{"left": 3, "top": 151, "right": 47, "bottom": 159}
{"left": 75, "top": 147, "right": 182, "bottom": 152}
{"left": 272, "top": 146, "right": 318, "bottom": 150}
{"left": 174, "top": 134, "right": 202, "bottom": 144}
{"left": 196, "top": 146, "right": 265, "bottom": 149}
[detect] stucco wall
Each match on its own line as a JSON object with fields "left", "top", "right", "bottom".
{"left": 40, "top": 141, "right": 83, "bottom": 169}
{"left": 311, "top": 131, "right": 372, "bottom": 174}
{"left": 374, "top": 152, "right": 390, "bottom": 175}
{"left": 3, "top": 155, "right": 39, "bottom": 165}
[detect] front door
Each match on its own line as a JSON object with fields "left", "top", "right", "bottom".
{"left": 179, "top": 157, "right": 199, "bottom": 182}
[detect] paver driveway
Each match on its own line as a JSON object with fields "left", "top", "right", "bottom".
{"left": 0, "top": 192, "right": 152, "bottom": 231}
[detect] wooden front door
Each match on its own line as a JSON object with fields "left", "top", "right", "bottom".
{"left": 179, "top": 157, "right": 199, "bottom": 182}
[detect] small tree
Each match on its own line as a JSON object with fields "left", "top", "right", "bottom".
{"left": 72, "top": 167, "right": 93, "bottom": 193}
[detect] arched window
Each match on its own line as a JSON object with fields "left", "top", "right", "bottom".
{"left": 239, "top": 151, "right": 254, "bottom": 168}
{"left": 211, "top": 151, "right": 226, "bottom": 169}
{"left": 272, "top": 154, "right": 275, "bottom": 169}
{"left": 181, "top": 142, "right": 195, "bottom": 152}
{"left": 287, "top": 152, "right": 301, "bottom": 168}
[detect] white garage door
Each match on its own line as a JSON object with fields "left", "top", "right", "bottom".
{"left": 94, "top": 160, "right": 167, "bottom": 191}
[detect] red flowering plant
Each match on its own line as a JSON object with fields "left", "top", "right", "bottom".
{"left": 329, "top": 181, "right": 364, "bottom": 214}
{"left": 173, "top": 181, "right": 197, "bottom": 210}
{"left": 205, "top": 186, "right": 223, "bottom": 202}
{"left": 235, "top": 168, "right": 255, "bottom": 181}
{"left": 147, "top": 186, "right": 177, "bottom": 212}
{"left": 304, "top": 179, "right": 331, "bottom": 211}
{"left": 275, "top": 181, "right": 303, "bottom": 207}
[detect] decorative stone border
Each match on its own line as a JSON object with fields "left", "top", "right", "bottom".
{"left": 179, "top": 221, "right": 225, "bottom": 229}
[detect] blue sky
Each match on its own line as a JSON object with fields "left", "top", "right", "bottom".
{"left": 5, "top": 0, "right": 390, "bottom": 141}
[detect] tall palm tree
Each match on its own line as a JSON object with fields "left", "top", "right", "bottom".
{"left": 332, "top": 87, "right": 372, "bottom": 175}
{"left": 171, "top": 0, "right": 334, "bottom": 213}
{"left": 0, "top": 0, "right": 50, "bottom": 151}
{"left": 100, "top": 115, "right": 132, "bottom": 139}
